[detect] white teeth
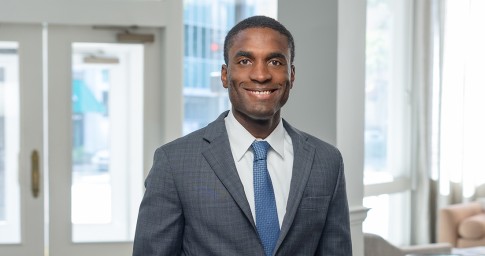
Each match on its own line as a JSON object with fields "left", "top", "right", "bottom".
{"left": 251, "top": 90, "right": 271, "bottom": 95}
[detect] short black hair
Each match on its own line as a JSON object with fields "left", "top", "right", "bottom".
{"left": 223, "top": 15, "right": 295, "bottom": 65}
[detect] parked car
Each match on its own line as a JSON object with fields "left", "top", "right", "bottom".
{"left": 91, "top": 150, "right": 109, "bottom": 172}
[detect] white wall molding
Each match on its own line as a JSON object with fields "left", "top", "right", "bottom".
{"left": 350, "top": 206, "right": 370, "bottom": 226}
{"left": 349, "top": 205, "right": 368, "bottom": 256}
{"left": 0, "top": 0, "right": 170, "bottom": 26}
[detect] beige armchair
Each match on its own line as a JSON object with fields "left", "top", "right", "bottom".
{"left": 438, "top": 201, "right": 485, "bottom": 247}
{"left": 364, "top": 233, "right": 452, "bottom": 256}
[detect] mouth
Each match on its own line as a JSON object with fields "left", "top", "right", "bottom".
{"left": 247, "top": 89, "right": 276, "bottom": 95}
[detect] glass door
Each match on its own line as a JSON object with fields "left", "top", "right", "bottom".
{"left": 0, "top": 24, "right": 44, "bottom": 256}
{"left": 0, "top": 24, "right": 160, "bottom": 256}
{"left": 47, "top": 25, "right": 160, "bottom": 256}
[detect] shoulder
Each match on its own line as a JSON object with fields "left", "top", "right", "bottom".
{"left": 155, "top": 125, "right": 208, "bottom": 157}
{"left": 155, "top": 111, "right": 229, "bottom": 155}
{"left": 283, "top": 119, "right": 342, "bottom": 159}
{"left": 304, "top": 131, "right": 341, "bottom": 157}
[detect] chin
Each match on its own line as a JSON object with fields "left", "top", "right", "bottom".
{"left": 248, "top": 110, "right": 278, "bottom": 120}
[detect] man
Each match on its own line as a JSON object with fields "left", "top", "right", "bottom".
{"left": 133, "top": 15, "right": 352, "bottom": 255}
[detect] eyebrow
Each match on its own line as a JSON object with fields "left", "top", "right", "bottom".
{"left": 234, "top": 51, "right": 288, "bottom": 61}
{"left": 266, "top": 52, "right": 287, "bottom": 61}
{"left": 234, "top": 51, "right": 253, "bottom": 59}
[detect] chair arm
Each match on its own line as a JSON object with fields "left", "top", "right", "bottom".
{"left": 438, "top": 201, "right": 483, "bottom": 246}
{"left": 401, "top": 242, "right": 453, "bottom": 254}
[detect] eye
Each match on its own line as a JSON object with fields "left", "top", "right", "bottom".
{"left": 238, "top": 59, "right": 252, "bottom": 65}
{"left": 269, "top": 60, "right": 283, "bottom": 66}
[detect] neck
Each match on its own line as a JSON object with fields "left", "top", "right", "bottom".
{"left": 232, "top": 110, "right": 281, "bottom": 139}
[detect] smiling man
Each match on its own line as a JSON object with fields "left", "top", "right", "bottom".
{"left": 133, "top": 16, "right": 352, "bottom": 256}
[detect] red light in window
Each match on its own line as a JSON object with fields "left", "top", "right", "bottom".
{"left": 210, "top": 43, "right": 219, "bottom": 52}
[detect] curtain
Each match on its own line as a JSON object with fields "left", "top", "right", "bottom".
{"left": 438, "top": 0, "right": 485, "bottom": 204}
{"left": 410, "top": 0, "right": 442, "bottom": 245}
{"left": 412, "top": 0, "right": 485, "bottom": 244}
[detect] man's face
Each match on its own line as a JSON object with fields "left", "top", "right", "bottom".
{"left": 221, "top": 27, "right": 295, "bottom": 123}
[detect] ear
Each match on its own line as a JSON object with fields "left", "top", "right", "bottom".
{"left": 221, "top": 64, "right": 228, "bottom": 88}
{"left": 290, "top": 64, "right": 295, "bottom": 89}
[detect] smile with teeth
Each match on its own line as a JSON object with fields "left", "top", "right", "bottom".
{"left": 248, "top": 90, "right": 273, "bottom": 95}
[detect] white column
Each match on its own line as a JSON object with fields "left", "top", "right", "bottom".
{"left": 278, "top": 0, "right": 367, "bottom": 255}
{"left": 337, "top": 0, "right": 367, "bottom": 255}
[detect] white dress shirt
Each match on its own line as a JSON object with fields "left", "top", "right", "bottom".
{"left": 224, "top": 110, "right": 293, "bottom": 227}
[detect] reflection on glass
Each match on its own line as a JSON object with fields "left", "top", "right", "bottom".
{"left": 0, "top": 42, "right": 20, "bottom": 244}
{"left": 364, "top": 0, "right": 392, "bottom": 175}
{"left": 71, "top": 43, "right": 143, "bottom": 242}
{"left": 183, "top": 0, "right": 277, "bottom": 134}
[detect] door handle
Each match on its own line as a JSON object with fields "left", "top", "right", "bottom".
{"left": 31, "top": 150, "right": 40, "bottom": 198}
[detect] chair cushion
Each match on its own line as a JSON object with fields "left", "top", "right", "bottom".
{"left": 459, "top": 213, "right": 485, "bottom": 239}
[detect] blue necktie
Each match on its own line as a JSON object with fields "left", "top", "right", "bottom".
{"left": 252, "top": 141, "right": 280, "bottom": 256}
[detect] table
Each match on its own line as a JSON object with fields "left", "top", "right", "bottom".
{"left": 452, "top": 246, "right": 485, "bottom": 255}
{"left": 405, "top": 254, "right": 460, "bottom": 256}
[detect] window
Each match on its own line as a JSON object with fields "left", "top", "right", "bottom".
{"left": 71, "top": 43, "right": 143, "bottom": 242}
{"left": 363, "top": 0, "right": 413, "bottom": 245}
{"left": 0, "top": 42, "right": 20, "bottom": 244}
{"left": 183, "top": 0, "right": 277, "bottom": 134}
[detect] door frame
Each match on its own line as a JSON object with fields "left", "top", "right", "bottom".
{"left": 47, "top": 24, "right": 162, "bottom": 256}
{"left": 0, "top": 23, "right": 44, "bottom": 256}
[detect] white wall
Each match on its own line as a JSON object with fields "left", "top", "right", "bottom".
{"left": 278, "top": 0, "right": 338, "bottom": 144}
{"left": 278, "top": 0, "right": 366, "bottom": 255}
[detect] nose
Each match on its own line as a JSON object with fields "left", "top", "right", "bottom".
{"left": 249, "top": 61, "right": 272, "bottom": 83}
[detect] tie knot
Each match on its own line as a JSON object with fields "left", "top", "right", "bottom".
{"left": 252, "top": 140, "right": 270, "bottom": 160}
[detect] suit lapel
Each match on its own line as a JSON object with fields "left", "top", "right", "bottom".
{"left": 201, "top": 112, "right": 256, "bottom": 229}
{"left": 275, "top": 121, "right": 315, "bottom": 251}
{"left": 200, "top": 113, "right": 316, "bottom": 252}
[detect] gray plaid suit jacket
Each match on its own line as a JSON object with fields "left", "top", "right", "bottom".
{"left": 133, "top": 111, "right": 352, "bottom": 256}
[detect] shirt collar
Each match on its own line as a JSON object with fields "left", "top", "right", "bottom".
{"left": 225, "top": 110, "right": 285, "bottom": 162}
